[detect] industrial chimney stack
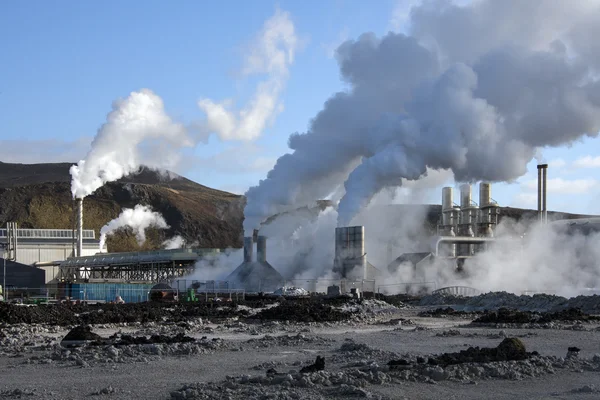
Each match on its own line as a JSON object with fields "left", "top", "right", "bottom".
{"left": 537, "top": 164, "right": 548, "bottom": 224}
{"left": 257, "top": 236, "right": 267, "bottom": 263}
{"left": 243, "top": 236, "right": 254, "bottom": 263}
{"left": 76, "top": 198, "right": 83, "bottom": 257}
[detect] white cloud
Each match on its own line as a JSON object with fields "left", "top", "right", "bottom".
{"left": 523, "top": 177, "right": 598, "bottom": 194}
{"left": 198, "top": 8, "right": 298, "bottom": 142}
{"left": 572, "top": 155, "right": 600, "bottom": 168}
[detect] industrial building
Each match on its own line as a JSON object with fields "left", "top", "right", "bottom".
{"left": 0, "top": 258, "right": 46, "bottom": 290}
{"left": 0, "top": 223, "right": 106, "bottom": 283}
{"left": 0, "top": 226, "right": 105, "bottom": 265}
{"left": 226, "top": 236, "right": 284, "bottom": 292}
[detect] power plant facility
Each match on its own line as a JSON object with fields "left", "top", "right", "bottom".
{"left": 3, "top": 162, "right": 600, "bottom": 303}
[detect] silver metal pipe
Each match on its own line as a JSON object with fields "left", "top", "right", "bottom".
{"left": 77, "top": 198, "right": 83, "bottom": 257}
{"left": 537, "top": 165, "right": 542, "bottom": 222}
{"left": 542, "top": 165, "right": 548, "bottom": 224}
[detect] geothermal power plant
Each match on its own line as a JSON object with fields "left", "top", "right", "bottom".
{"left": 5, "top": 161, "right": 595, "bottom": 302}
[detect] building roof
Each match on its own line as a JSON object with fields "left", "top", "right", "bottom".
{"left": 60, "top": 248, "right": 221, "bottom": 268}
{"left": 0, "top": 228, "right": 95, "bottom": 239}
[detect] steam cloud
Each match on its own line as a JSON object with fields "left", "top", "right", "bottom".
{"left": 198, "top": 8, "right": 298, "bottom": 141}
{"left": 99, "top": 205, "right": 169, "bottom": 250}
{"left": 70, "top": 89, "right": 193, "bottom": 199}
{"left": 163, "top": 235, "right": 186, "bottom": 250}
{"left": 243, "top": 0, "right": 600, "bottom": 232}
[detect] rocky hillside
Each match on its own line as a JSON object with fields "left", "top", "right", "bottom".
{"left": 0, "top": 162, "right": 244, "bottom": 252}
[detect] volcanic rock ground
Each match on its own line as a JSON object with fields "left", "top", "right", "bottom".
{"left": 1, "top": 294, "right": 600, "bottom": 399}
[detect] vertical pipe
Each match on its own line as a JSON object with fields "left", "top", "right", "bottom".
{"left": 243, "top": 237, "right": 253, "bottom": 263}
{"left": 257, "top": 236, "right": 267, "bottom": 263}
{"left": 13, "top": 222, "right": 17, "bottom": 262}
{"left": 77, "top": 198, "right": 83, "bottom": 257}
{"left": 542, "top": 165, "right": 548, "bottom": 224}
{"left": 538, "top": 165, "right": 543, "bottom": 222}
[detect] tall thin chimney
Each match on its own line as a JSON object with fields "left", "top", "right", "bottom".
{"left": 542, "top": 165, "right": 548, "bottom": 224}
{"left": 77, "top": 198, "right": 83, "bottom": 257}
{"left": 243, "top": 236, "right": 253, "bottom": 263}
{"left": 257, "top": 236, "right": 267, "bottom": 263}
{"left": 537, "top": 164, "right": 548, "bottom": 224}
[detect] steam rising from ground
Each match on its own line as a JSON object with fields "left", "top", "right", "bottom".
{"left": 99, "top": 205, "right": 169, "bottom": 250}
{"left": 163, "top": 235, "right": 186, "bottom": 250}
{"left": 243, "top": 0, "right": 600, "bottom": 232}
{"left": 70, "top": 89, "right": 193, "bottom": 199}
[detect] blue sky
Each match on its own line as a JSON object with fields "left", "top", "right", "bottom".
{"left": 1, "top": 0, "right": 599, "bottom": 215}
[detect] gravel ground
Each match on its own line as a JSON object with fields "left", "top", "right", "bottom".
{"left": 1, "top": 299, "right": 600, "bottom": 399}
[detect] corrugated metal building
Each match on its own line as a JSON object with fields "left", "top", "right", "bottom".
{"left": 0, "top": 228, "right": 106, "bottom": 283}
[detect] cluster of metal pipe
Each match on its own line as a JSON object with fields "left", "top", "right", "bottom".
{"left": 438, "top": 183, "right": 500, "bottom": 257}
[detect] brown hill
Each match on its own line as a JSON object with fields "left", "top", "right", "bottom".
{"left": 0, "top": 162, "right": 244, "bottom": 251}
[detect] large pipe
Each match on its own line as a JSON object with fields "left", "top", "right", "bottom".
{"left": 243, "top": 236, "right": 253, "bottom": 263}
{"left": 257, "top": 236, "right": 267, "bottom": 263}
{"left": 77, "top": 198, "right": 83, "bottom": 257}
{"left": 537, "top": 165, "right": 543, "bottom": 222}
{"left": 542, "top": 165, "right": 548, "bottom": 224}
{"left": 460, "top": 184, "right": 472, "bottom": 209}
{"left": 479, "top": 183, "right": 491, "bottom": 208}
{"left": 537, "top": 164, "right": 548, "bottom": 224}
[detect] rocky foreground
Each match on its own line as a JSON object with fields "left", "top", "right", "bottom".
{"left": 1, "top": 293, "right": 600, "bottom": 399}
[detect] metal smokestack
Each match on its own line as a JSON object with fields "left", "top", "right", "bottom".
{"left": 537, "top": 164, "right": 548, "bottom": 224}
{"left": 76, "top": 198, "right": 83, "bottom": 257}
{"left": 243, "top": 237, "right": 253, "bottom": 263}
{"left": 542, "top": 165, "right": 548, "bottom": 224}
{"left": 257, "top": 236, "right": 267, "bottom": 263}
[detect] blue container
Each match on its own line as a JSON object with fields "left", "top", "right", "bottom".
{"left": 69, "top": 283, "right": 153, "bottom": 303}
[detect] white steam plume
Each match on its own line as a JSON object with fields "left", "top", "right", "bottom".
{"left": 163, "top": 235, "right": 185, "bottom": 250}
{"left": 401, "top": 218, "right": 600, "bottom": 298}
{"left": 198, "top": 8, "right": 297, "bottom": 141}
{"left": 70, "top": 89, "right": 193, "bottom": 199}
{"left": 244, "top": 0, "right": 600, "bottom": 232}
{"left": 99, "top": 205, "right": 169, "bottom": 250}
